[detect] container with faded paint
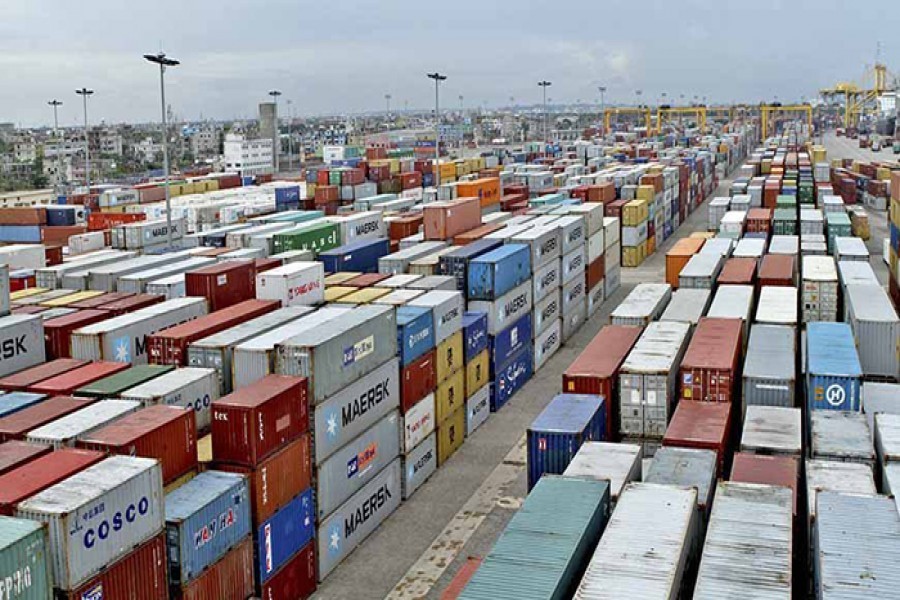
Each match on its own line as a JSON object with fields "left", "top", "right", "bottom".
{"left": 121, "top": 367, "right": 219, "bottom": 433}
{"left": 165, "top": 470, "right": 251, "bottom": 587}
{"left": 0, "top": 516, "right": 52, "bottom": 600}
{"left": 0, "top": 397, "right": 95, "bottom": 442}
{"left": 679, "top": 317, "right": 743, "bottom": 404}
{"left": 0, "top": 448, "right": 105, "bottom": 516}
{"left": 534, "top": 319, "right": 561, "bottom": 371}
{"left": 75, "top": 364, "right": 174, "bottom": 398}
{"left": 662, "top": 400, "right": 732, "bottom": 475}
{"left": 532, "top": 289, "right": 560, "bottom": 337}
{"left": 62, "top": 532, "right": 167, "bottom": 600}
{"left": 0, "top": 393, "right": 48, "bottom": 419}
{"left": 0, "top": 315, "right": 44, "bottom": 378}
{"left": 511, "top": 225, "right": 560, "bottom": 269}
{"left": 25, "top": 399, "right": 140, "bottom": 449}
{"left": 755, "top": 285, "right": 798, "bottom": 326}
{"left": 740, "top": 406, "right": 802, "bottom": 457}
{"left": 706, "top": 284, "right": 754, "bottom": 345}
{"left": 678, "top": 253, "right": 723, "bottom": 289}
{"left": 407, "top": 290, "right": 464, "bottom": 344}
{"left": 659, "top": 288, "right": 711, "bottom": 327}
{"left": 609, "top": 283, "right": 671, "bottom": 326}
{"left": 256, "top": 262, "right": 325, "bottom": 307}
{"left": 806, "top": 322, "right": 862, "bottom": 412}
{"left": 742, "top": 324, "right": 796, "bottom": 413}
{"left": 0, "top": 440, "right": 51, "bottom": 475}
{"left": 563, "top": 441, "right": 641, "bottom": 503}
{"left": 378, "top": 241, "right": 448, "bottom": 275}
{"left": 645, "top": 447, "right": 717, "bottom": 530}
{"left": 810, "top": 410, "right": 874, "bottom": 465}
{"left": 15, "top": 456, "right": 164, "bottom": 591}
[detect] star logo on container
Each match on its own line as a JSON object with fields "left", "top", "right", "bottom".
{"left": 326, "top": 411, "right": 339, "bottom": 438}
{"left": 329, "top": 524, "right": 342, "bottom": 554}
{"left": 113, "top": 337, "right": 131, "bottom": 362}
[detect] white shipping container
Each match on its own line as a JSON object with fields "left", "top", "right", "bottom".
{"left": 402, "top": 392, "right": 435, "bottom": 454}
{"left": 511, "top": 226, "right": 560, "bottom": 269}
{"left": 401, "top": 432, "right": 436, "bottom": 500}
{"left": 834, "top": 236, "right": 869, "bottom": 263}
{"left": 329, "top": 211, "right": 386, "bottom": 244}
{"left": 660, "top": 288, "right": 711, "bottom": 326}
{"left": 0, "top": 314, "right": 45, "bottom": 377}
{"left": 552, "top": 215, "right": 587, "bottom": 254}
{"left": 802, "top": 255, "right": 839, "bottom": 322}
{"left": 0, "top": 244, "right": 45, "bottom": 270}
{"left": 562, "top": 300, "right": 587, "bottom": 343}
{"left": 533, "top": 318, "right": 561, "bottom": 371}
{"left": 532, "top": 259, "right": 560, "bottom": 304}
{"left": 559, "top": 245, "right": 586, "bottom": 287}
{"left": 116, "top": 257, "right": 216, "bottom": 294}
{"left": 768, "top": 235, "right": 798, "bottom": 255}
{"left": 407, "top": 290, "right": 464, "bottom": 343}
{"left": 68, "top": 231, "right": 106, "bottom": 255}
{"left": 586, "top": 280, "right": 604, "bottom": 318}
{"left": 36, "top": 250, "right": 136, "bottom": 289}
{"left": 845, "top": 284, "right": 900, "bottom": 380}
{"left": 806, "top": 459, "right": 877, "bottom": 525}
{"left": 26, "top": 399, "right": 141, "bottom": 449}
{"left": 465, "top": 384, "right": 490, "bottom": 436}
{"left": 741, "top": 406, "right": 802, "bottom": 457}
{"left": 372, "top": 288, "right": 425, "bottom": 306}
{"left": 563, "top": 441, "right": 642, "bottom": 502}
{"left": 121, "top": 368, "right": 219, "bottom": 433}
{"left": 256, "top": 261, "right": 325, "bottom": 306}
{"left": 566, "top": 203, "right": 605, "bottom": 236}
{"left": 119, "top": 217, "right": 185, "bottom": 249}
{"left": 468, "top": 282, "right": 531, "bottom": 336}
{"left": 145, "top": 273, "right": 186, "bottom": 299}
{"left": 87, "top": 251, "right": 196, "bottom": 292}
{"left": 707, "top": 284, "right": 754, "bottom": 343}
{"left": 587, "top": 230, "right": 605, "bottom": 263}
{"left": 610, "top": 283, "right": 672, "bottom": 326}
{"left": 603, "top": 217, "right": 620, "bottom": 249}
{"left": 379, "top": 274, "right": 423, "bottom": 289}
{"left": 678, "top": 253, "right": 723, "bottom": 289}
{"left": 755, "top": 286, "right": 798, "bottom": 326}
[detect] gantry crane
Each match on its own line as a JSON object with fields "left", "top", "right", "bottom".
{"left": 653, "top": 106, "right": 707, "bottom": 134}
{"left": 760, "top": 104, "right": 813, "bottom": 138}
{"left": 820, "top": 62, "right": 897, "bottom": 129}
{"left": 603, "top": 107, "right": 653, "bottom": 133}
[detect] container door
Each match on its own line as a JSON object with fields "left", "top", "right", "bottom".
{"left": 619, "top": 373, "right": 643, "bottom": 438}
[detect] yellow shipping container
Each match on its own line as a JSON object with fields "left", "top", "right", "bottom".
{"left": 690, "top": 231, "right": 716, "bottom": 240}
{"left": 324, "top": 286, "right": 356, "bottom": 302}
{"left": 41, "top": 290, "right": 104, "bottom": 307}
{"left": 622, "top": 199, "right": 648, "bottom": 226}
{"left": 389, "top": 159, "right": 401, "bottom": 175}
{"left": 439, "top": 162, "right": 456, "bottom": 181}
{"left": 437, "top": 405, "right": 465, "bottom": 466}
{"left": 100, "top": 205, "right": 126, "bottom": 214}
{"left": 465, "top": 349, "right": 489, "bottom": 397}
{"left": 10, "top": 287, "right": 48, "bottom": 301}
{"left": 646, "top": 235, "right": 656, "bottom": 256}
{"left": 197, "top": 434, "right": 212, "bottom": 465}
{"left": 878, "top": 167, "right": 893, "bottom": 181}
{"left": 435, "top": 330, "right": 463, "bottom": 384}
{"left": 324, "top": 272, "right": 361, "bottom": 286}
{"left": 761, "top": 159, "right": 771, "bottom": 175}
{"left": 636, "top": 185, "right": 655, "bottom": 202}
{"left": 891, "top": 198, "right": 900, "bottom": 228}
{"left": 811, "top": 147, "right": 827, "bottom": 163}
{"left": 435, "top": 367, "right": 465, "bottom": 425}
{"left": 622, "top": 246, "right": 641, "bottom": 267}
{"left": 340, "top": 288, "right": 391, "bottom": 304}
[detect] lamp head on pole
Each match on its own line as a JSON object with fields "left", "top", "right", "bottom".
{"left": 426, "top": 72, "right": 447, "bottom": 83}
{"left": 75, "top": 88, "right": 94, "bottom": 97}
{"left": 48, "top": 100, "right": 62, "bottom": 107}
{"left": 143, "top": 52, "right": 180, "bottom": 67}
{"left": 268, "top": 90, "right": 282, "bottom": 100}
{"left": 538, "top": 80, "right": 551, "bottom": 89}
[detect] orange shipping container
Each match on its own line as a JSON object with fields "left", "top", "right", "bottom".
{"left": 665, "top": 237, "right": 705, "bottom": 288}
{"left": 456, "top": 178, "right": 501, "bottom": 208}
{"left": 423, "top": 197, "right": 481, "bottom": 240}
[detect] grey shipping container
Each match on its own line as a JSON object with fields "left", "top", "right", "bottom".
{"left": 36, "top": 250, "right": 136, "bottom": 289}
{"left": 697, "top": 237, "right": 733, "bottom": 258}
{"left": 407, "top": 275, "right": 457, "bottom": 292}
{"left": 70, "top": 297, "right": 208, "bottom": 365}
{"left": 532, "top": 259, "right": 561, "bottom": 303}
{"left": 378, "top": 242, "right": 448, "bottom": 275}
{"left": 874, "top": 413, "right": 900, "bottom": 465}
{"left": 275, "top": 305, "right": 397, "bottom": 404}
{"left": 768, "top": 235, "right": 798, "bottom": 255}
{"left": 120, "top": 368, "right": 219, "bottom": 433}
{"left": 186, "top": 306, "right": 313, "bottom": 394}
{"left": 844, "top": 284, "right": 900, "bottom": 379}
{"left": 575, "top": 483, "right": 697, "bottom": 600}
{"left": 145, "top": 273, "right": 185, "bottom": 299}
{"left": 693, "top": 482, "right": 792, "bottom": 600}
{"left": 806, "top": 459, "right": 877, "bottom": 526}
{"left": 755, "top": 286, "right": 798, "bottom": 326}
{"left": 810, "top": 411, "right": 875, "bottom": 465}
{"left": 401, "top": 431, "right": 437, "bottom": 500}
{"left": 659, "top": 288, "right": 712, "bottom": 326}
{"left": 511, "top": 226, "right": 560, "bottom": 269}
{"left": 120, "top": 218, "right": 185, "bottom": 249}
{"left": 0, "top": 314, "right": 44, "bottom": 378}
{"left": 533, "top": 289, "right": 561, "bottom": 337}
{"left": 25, "top": 399, "right": 140, "bottom": 449}
{"left": 372, "top": 289, "right": 425, "bottom": 306}
{"left": 85, "top": 251, "right": 195, "bottom": 292}
{"left": 863, "top": 381, "right": 900, "bottom": 435}
{"left": 553, "top": 215, "right": 587, "bottom": 254}
{"left": 408, "top": 290, "right": 464, "bottom": 343}
{"left": 563, "top": 441, "right": 642, "bottom": 502}
{"left": 560, "top": 275, "right": 586, "bottom": 316}
{"left": 561, "top": 301, "right": 587, "bottom": 343}
{"left": 312, "top": 357, "right": 400, "bottom": 464}
{"left": 15, "top": 456, "right": 164, "bottom": 591}
{"left": 0, "top": 516, "right": 52, "bottom": 599}
{"left": 610, "top": 283, "right": 672, "bottom": 327}
{"left": 465, "top": 384, "right": 490, "bottom": 436}
{"left": 740, "top": 406, "right": 802, "bottom": 457}
{"left": 469, "top": 282, "right": 532, "bottom": 336}
{"left": 0, "top": 265, "right": 8, "bottom": 317}
{"left": 678, "top": 253, "right": 723, "bottom": 289}
{"left": 833, "top": 236, "right": 869, "bottom": 262}
{"left": 116, "top": 256, "right": 216, "bottom": 294}
{"left": 317, "top": 459, "right": 402, "bottom": 580}
{"left": 742, "top": 325, "right": 796, "bottom": 413}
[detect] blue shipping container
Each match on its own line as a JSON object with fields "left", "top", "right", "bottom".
{"left": 256, "top": 488, "right": 315, "bottom": 584}
{"left": 467, "top": 244, "right": 531, "bottom": 300}
{"left": 806, "top": 322, "right": 863, "bottom": 411}
{"left": 318, "top": 238, "right": 390, "bottom": 273}
{"left": 440, "top": 239, "right": 504, "bottom": 290}
{"left": 242, "top": 176, "right": 255, "bottom": 186}
{"left": 489, "top": 312, "right": 532, "bottom": 374}
{"left": 0, "top": 226, "right": 41, "bottom": 243}
{"left": 164, "top": 470, "right": 252, "bottom": 586}
{"left": 46, "top": 207, "right": 77, "bottom": 226}
{"left": 396, "top": 306, "right": 435, "bottom": 367}
{"left": 462, "top": 312, "right": 488, "bottom": 363}
{"left": 490, "top": 344, "right": 533, "bottom": 413}
{"left": 275, "top": 185, "right": 301, "bottom": 206}
{"left": 526, "top": 394, "right": 606, "bottom": 490}
{"left": 0, "top": 393, "right": 47, "bottom": 418}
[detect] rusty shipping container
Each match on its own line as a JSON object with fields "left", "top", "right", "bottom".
{"left": 0, "top": 440, "right": 51, "bottom": 475}
{"left": 185, "top": 260, "right": 257, "bottom": 311}
{"left": 662, "top": 400, "right": 733, "bottom": 475}
{"left": 423, "top": 197, "right": 481, "bottom": 240}
{"left": 0, "top": 358, "right": 87, "bottom": 391}
{"left": 61, "top": 533, "right": 168, "bottom": 600}
{"left": 679, "top": 317, "right": 743, "bottom": 403}
{"left": 211, "top": 374, "right": 307, "bottom": 467}
{"left": 29, "top": 361, "right": 129, "bottom": 396}
{"left": 0, "top": 448, "right": 104, "bottom": 515}
{"left": 175, "top": 536, "right": 255, "bottom": 600}
{"left": 259, "top": 540, "right": 316, "bottom": 600}
{"left": 730, "top": 452, "right": 799, "bottom": 518}
{"left": 0, "top": 396, "right": 96, "bottom": 441}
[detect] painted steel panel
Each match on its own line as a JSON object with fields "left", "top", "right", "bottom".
{"left": 401, "top": 431, "right": 436, "bottom": 500}
{"left": 255, "top": 488, "right": 314, "bottom": 585}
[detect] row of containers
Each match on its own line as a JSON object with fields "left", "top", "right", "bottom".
{"left": 458, "top": 132, "right": 900, "bottom": 598}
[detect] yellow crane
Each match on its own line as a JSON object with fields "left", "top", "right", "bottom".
{"left": 653, "top": 106, "right": 707, "bottom": 134}
{"left": 820, "top": 63, "right": 895, "bottom": 129}
{"left": 603, "top": 107, "right": 653, "bottom": 133}
{"left": 760, "top": 104, "right": 813, "bottom": 138}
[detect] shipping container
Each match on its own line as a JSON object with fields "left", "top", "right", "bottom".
{"left": 75, "top": 364, "right": 173, "bottom": 398}
{"left": 402, "top": 392, "right": 435, "bottom": 455}
{"left": 659, "top": 288, "right": 711, "bottom": 326}
{"left": 806, "top": 322, "right": 862, "bottom": 412}
{"left": 378, "top": 241, "right": 448, "bottom": 275}
{"left": 807, "top": 459, "right": 877, "bottom": 531}
{"left": 15, "top": 456, "right": 164, "bottom": 591}
{"left": 742, "top": 325, "right": 796, "bottom": 413}
{"left": 397, "top": 306, "right": 434, "bottom": 367}
{"left": 678, "top": 253, "right": 724, "bottom": 289}
{"left": 407, "top": 290, "right": 463, "bottom": 345}
{"left": 436, "top": 404, "right": 465, "bottom": 464}
{"left": 401, "top": 349, "right": 436, "bottom": 412}
{"left": 562, "top": 441, "right": 641, "bottom": 502}
{"left": 679, "top": 317, "right": 743, "bottom": 404}
{"left": 467, "top": 244, "right": 531, "bottom": 301}
{"left": 401, "top": 430, "right": 436, "bottom": 499}
{"left": 740, "top": 406, "right": 802, "bottom": 457}
{"left": 810, "top": 410, "right": 874, "bottom": 465}
{"left": 511, "top": 226, "right": 560, "bottom": 270}
{"left": 25, "top": 399, "right": 138, "bottom": 449}
{"left": 465, "top": 384, "right": 490, "bottom": 436}
{"left": 610, "top": 283, "right": 671, "bottom": 326}
{"left": 61, "top": 531, "right": 167, "bottom": 600}
{"left": 662, "top": 400, "right": 732, "bottom": 474}
{"left": 84, "top": 252, "right": 195, "bottom": 292}
{"left": 461, "top": 311, "right": 488, "bottom": 363}
{"left": 371, "top": 288, "right": 424, "bottom": 306}
{"left": 0, "top": 315, "right": 44, "bottom": 378}
{"left": 423, "top": 197, "right": 480, "bottom": 241}
{"left": 99, "top": 293, "right": 165, "bottom": 316}
{"left": 0, "top": 440, "right": 50, "bottom": 476}
{"left": 490, "top": 344, "right": 533, "bottom": 412}
{"left": 716, "top": 257, "right": 757, "bottom": 287}
{"left": 0, "top": 516, "right": 52, "bottom": 599}
{"left": 802, "top": 255, "right": 839, "bottom": 322}
{"left": 533, "top": 319, "right": 561, "bottom": 371}
{"left": 185, "top": 261, "right": 256, "bottom": 312}
{"left": 0, "top": 358, "right": 87, "bottom": 393}
{"left": 254, "top": 488, "right": 315, "bottom": 584}
{"left": 531, "top": 259, "right": 561, "bottom": 304}
{"left": 469, "top": 281, "right": 531, "bottom": 337}
{"left": 0, "top": 447, "right": 104, "bottom": 515}
{"left": 844, "top": 284, "right": 900, "bottom": 379}
{"left": 644, "top": 446, "right": 717, "bottom": 529}
{"left": 30, "top": 361, "right": 130, "bottom": 396}
{"left": 121, "top": 367, "right": 219, "bottom": 433}
{"left": 0, "top": 392, "right": 46, "bottom": 420}
{"left": 116, "top": 257, "right": 217, "bottom": 294}
{"left": 532, "top": 289, "right": 560, "bottom": 338}
{"left": 0, "top": 396, "right": 94, "bottom": 442}
{"left": 440, "top": 239, "right": 503, "bottom": 290}
{"left": 755, "top": 286, "right": 798, "bottom": 326}
{"left": 317, "top": 238, "right": 388, "bottom": 275}
{"left": 730, "top": 452, "right": 799, "bottom": 517}
{"left": 258, "top": 539, "right": 316, "bottom": 600}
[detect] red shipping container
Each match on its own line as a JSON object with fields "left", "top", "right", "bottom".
{"left": 745, "top": 208, "right": 773, "bottom": 233}
{"left": 185, "top": 261, "right": 256, "bottom": 312}
{"left": 0, "top": 208, "right": 46, "bottom": 225}
{"left": 11, "top": 305, "right": 47, "bottom": 315}
{"left": 453, "top": 223, "right": 504, "bottom": 245}
{"left": 259, "top": 540, "right": 316, "bottom": 600}
{"left": 0, "top": 448, "right": 105, "bottom": 514}
{"left": 175, "top": 536, "right": 255, "bottom": 600}
{"left": 213, "top": 433, "right": 310, "bottom": 528}
{"left": 341, "top": 168, "right": 365, "bottom": 186}
{"left": 211, "top": 375, "right": 307, "bottom": 467}
{"left": 44, "top": 310, "right": 110, "bottom": 359}
{"left": 679, "top": 317, "right": 743, "bottom": 403}
{"left": 314, "top": 185, "right": 340, "bottom": 205}
{"left": 562, "top": 325, "right": 642, "bottom": 440}
{"left": 0, "top": 440, "right": 51, "bottom": 475}
{"left": 662, "top": 400, "right": 733, "bottom": 475}
{"left": 389, "top": 214, "right": 423, "bottom": 241}
{"left": 758, "top": 254, "right": 796, "bottom": 287}
{"left": 400, "top": 171, "right": 423, "bottom": 190}
{"left": 605, "top": 199, "right": 628, "bottom": 218}
{"left": 716, "top": 257, "right": 757, "bottom": 287}
{"left": 0, "top": 358, "right": 88, "bottom": 391}
{"left": 42, "top": 226, "right": 86, "bottom": 246}
{"left": 78, "top": 405, "right": 197, "bottom": 485}
{"left": 344, "top": 273, "right": 391, "bottom": 288}
{"left": 255, "top": 257, "right": 282, "bottom": 273}
{"left": 586, "top": 255, "right": 605, "bottom": 290}
{"left": 45, "top": 245, "right": 63, "bottom": 267}
{"left": 148, "top": 299, "right": 278, "bottom": 366}
{"left": 61, "top": 533, "right": 168, "bottom": 600}
{"left": 730, "top": 452, "right": 799, "bottom": 517}
{"left": 67, "top": 292, "right": 133, "bottom": 310}
{"left": 29, "top": 361, "right": 129, "bottom": 396}
{"left": 315, "top": 169, "right": 330, "bottom": 186}
{"left": 9, "top": 274, "right": 36, "bottom": 293}
{"left": 0, "top": 396, "right": 96, "bottom": 442}
{"left": 423, "top": 197, "right": 481, "bottom": 241}
{"left": 99, "top": 293, "right": 164, "bottom": 316}
{"left": 401, "top": 349, "right": 436, "bottom": 413}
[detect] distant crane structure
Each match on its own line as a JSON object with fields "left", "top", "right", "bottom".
{"left": 820, "top": 59, "right": 898, "bottom": 129}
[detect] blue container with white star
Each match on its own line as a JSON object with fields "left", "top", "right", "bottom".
{"left": 255, "top": 487, "right": 315, "bottom": 584}
{"left": 462, "top": 312, "right": 488, "bottom": 363}
{"left": 396, "top": 306, "right": 434, "bottom": 367}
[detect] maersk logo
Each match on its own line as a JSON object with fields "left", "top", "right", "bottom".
{"left": 541, "top": 300, "right": 558, "bottom": 320}
{"left": 341, "top": 379, "right": 390, "bottom": 427}
{"left": 539, "top": 269, "right": 557, "bottom": 288}
{"left": 328, "top": 522, "right": 343, "bottom": 556}
{"left": 354, "top": 221, "right": 380, "bottom": 236}
{"left": 0, "top": 335, "right": 27, "bottom": 360}
{"left": 541, "top": 332, "right": 559, "bottom": 353}
{"left": 539, "top": 238, "right": 557, "bottom": 255}
{"left": 503, "top": 293, "right": 528, "bottom": 317}
{"left": 325, "top": 409, "right": 341, "bottom": 439}
{"left": 343, "top": 483, "right": 392, "bottom": 538}
{"left": 113, "top": 336, "right": 131, "bottom": 363}
{"left": 568, "top": 254, "right": 583, "bottom": 271}
{"left": 568, "top": 226, "right": 584, "bottom": 244}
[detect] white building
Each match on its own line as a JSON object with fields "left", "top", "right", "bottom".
{"left": 223, "top": 133, "right": 274, "bottom": 177}
{"left": 132, "top": 137, "right": 164, "bottom": 163}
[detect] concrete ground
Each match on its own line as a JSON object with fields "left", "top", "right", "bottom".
{"left": 312, "top": 131, "right": 890, "bottom": 600}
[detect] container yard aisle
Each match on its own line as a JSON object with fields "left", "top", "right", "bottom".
{"left": 311, "top": 172, "right": 736, "bottom": 600}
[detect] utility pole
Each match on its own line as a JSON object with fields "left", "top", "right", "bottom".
{"left": 144, "top": 52, "right": 180, "bottom": 247}
{"left": 538, "top": 81, "right": 551, "bottom": 144}
{"left": 427, "top": 72, "right": 447, "bottom": 187}
{"left": 75, "top": 88, "right": 93, "bottom": 193}
{"left": 286, "top": 99, "right": 294, "bottom": 172}
{"left": 268, "top": 90, "right": 282, "bottom": 173}
{"left": 385, "top": 93, "right": 391, "bottom": 116}
{"left": 48, "top": 100, "right": 63, "bottom": 191}
{"left": 598, "top": 86, "right": 606, "bottom": 136}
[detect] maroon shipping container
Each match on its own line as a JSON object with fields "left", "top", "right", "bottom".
{"left": 0, "top": 448, "right": 105, "bottom": 515}
{"left": 679, "top": 317, "right": 743, "bottom": 403}
{"left": 98, "top": 293, "right": 164, "bottom": 316}
{"left": 29, "top": 361, "right": 129, "bottom": 396}
{"left": 62, "top": 533, "right": 168, "bottom": 600}
{"left": 730, "top": 452, "right": 799, "bottom": 517}
{"left": 662, "top": 400, "right": 733, "bottom": 475}
{"left": 401, "top": 349, "right": 436, "bottom": 413}
{"left": 0, "top": 358, "right": 88, "bottom": 391}
{"left": 423, "top": 197, "right": 481, "bottom": 241}
{"left": 185, "top": 261, "right": 256, "bottom": 312}
{"left": 0, "top": 440, "right": 51, "bottom": 475}
{"left": 343, "top": 273, "right": 391, "bottom": 288}
{"left": 562, "top": 325, "right": 643, "bottom": 440}
{"left": 147, "top": 299, "right": 279, "bottom": 366}
{"left": 716, "top": 257, "right": 757, "bottom": 286}
{"left": 388, "top": 214, "right": 423, "bottom": 241}
{"left": 758, "top": 254, "right": 796, "bottom": 287}
{"left": 11, "top": 305, "right": 47, "bottom": 315}
{"left": 213, "top": 433, "right": 311, "bottom": 528}
{"left": 67, "top": 292, "right": 134, "bottom": 310}
{"left": 77, "top": 405, "right": 197, "bottom": 486}
{"left": 43, "top": 310, "right": 111, "bottom": 359}
{"left": 0, "top": 396, "right": 97, "bottom": 442}
{"left": 255, "top": 258, "right": 282, "bottom": 273}
{"left": 586, "top": 255, "right": 605, "bottom": 290}
{"left": 745, "top": 208, "right": 773, "bottom": 233}
{"left": 175, "top": 536, "right": 255, "bottom": 600}
{"left": 211, "top": 375, "right": 307, "bottom": 467}
{"left": 259, "top": 540, "right": 316, "bottom": 600}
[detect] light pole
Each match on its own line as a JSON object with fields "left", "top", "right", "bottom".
{"left": 538, "top": 81, "right": 551, "bottom": 143}
{"left": 268, "top": 90, "right": 281, "bottom": 173}
{"left": 598, "top": 86, "right": 606, "bottom": 135}
{"left": 459, "top": 95, "right": 464, "bottom": 114}
{"left": 427, "top": 72, "right": 447, "bottom": 187}
{"left": 286, "top": 99, "right": 294, "bottom": 172}
{"left": 75, "top": 88, "right": 93, "bottom": 193}
{"left": 385, "top": 93, "right": 391, "bottom": 117}
{"left": 143, "top": 51, "right": 180, "bottom": 247}
{"left": 48, "top": 100, "right": 63, "bottom": 190}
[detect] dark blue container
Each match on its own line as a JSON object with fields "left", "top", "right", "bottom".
{"left": 490, "top": 344, "right": 533, "bottom": 413}
{"left": 242, "top": 176, "right": 255, "bottom": 186}
{"left": 526, "top": 393, "right": 606, "bottom": 490}
{"left": 46, "top": 206, "right": 77, "bottom": 226}
{"left": 489, "top": 312, "right": 532, "bottom": 373}
{"left": 462, "top": 312, "right": 488, "bottom": 363}
{"left": 806, "top": 322, "right": 863, "bottom": 411}
{"left": 318, "top": 238, "right": 390, "bottom": 273}
{"left": 467, "top": 244, "right": 531, "bottom": 300}
{"left": 275, "top": 185, "right": 301, "bottom": 207}
{"left": 423, "top": 173, "right": 435, "bottom": 187}
{"left": 256, "top": 487, "right": 315, "bottom": 584}
{"left": 439, "top": 239, "right": 503, "bottom": 291}
{"left": 396, "top": 306, "right": 435, "bottom": 367}
{"left": 0, "top": 393, "right": 47, "bottom": 418}
{"left": 202, "top": 230, "right": 230, "bottom": 248}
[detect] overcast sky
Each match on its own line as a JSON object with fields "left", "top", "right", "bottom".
{"left": 2, "top": 0, "right": 897, "bottom": 127}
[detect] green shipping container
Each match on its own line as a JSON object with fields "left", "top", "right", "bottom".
{"left": 75, "top": 364, "right": 175, "bottom": 397}
{"left": 773, "top": 208, "right": 797, "bottom": 235}
{"left": 460, "top": 476, "right": 610, "bottom": 600}
{"left": 0, "top": 516, "right": 51, "bottom": 599}
{"left": 826, "top": 212, "right": 852, "bottom": 251}
{"left": 775, "top": 195, "right": 796, "bottom": 209}
{"left": 799, "top": 181, "right": 815, "bottom": 205}
{"left": 272, "top": 222, "right": 340, "bottom": 255}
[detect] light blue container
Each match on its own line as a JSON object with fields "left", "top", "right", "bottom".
{"left": 806, "top": 322, "right": 862, "bottom": 411}
{"left": 0, "top": 393, "right": 46, "bottom": 418}
{"left": 396, "top": 306, "right": 434, "bottom": 367}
